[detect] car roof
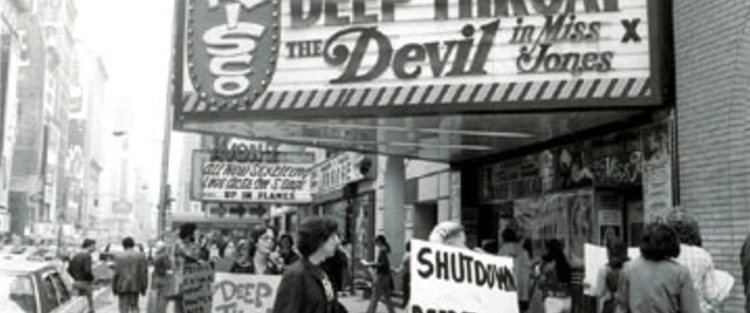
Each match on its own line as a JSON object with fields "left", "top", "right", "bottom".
{"left": 0, "top": 259, "right": 55, "bottom": 273}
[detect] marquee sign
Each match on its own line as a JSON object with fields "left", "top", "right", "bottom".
{"left": 178, "top": 0, "right": 669, "bottom": 119}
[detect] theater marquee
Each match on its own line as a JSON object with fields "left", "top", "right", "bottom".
{"left": 176, "top": 0, "right": 668, "bottom": 119}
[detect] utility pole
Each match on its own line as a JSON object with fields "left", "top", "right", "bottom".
{"left": 159, "top": 0, "right": 185, "bottom": 239}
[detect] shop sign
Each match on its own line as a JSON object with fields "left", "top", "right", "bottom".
{"left": 180, "top": 0, "right": 667, "bottom": 118}
{"left": 480, "top": 154, "right": 543, "bottom": 202}
{"left": 192, "top": 150, "right": 314, "bottom": 203}
{"left": 309, "top": 152, "right": 371, "bottom": 196}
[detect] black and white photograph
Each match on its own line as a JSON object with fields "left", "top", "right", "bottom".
{"left": 0, "top": 0, "right": 748, "bottom": 312}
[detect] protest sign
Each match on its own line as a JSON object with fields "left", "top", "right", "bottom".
{"left": 583, "top": 243, "right": 643, "bottom": 296}
{"left": 410, "top": 240, "right": 519, "bottom": 313}
{"left": 212, "top": 273, "right": 281, "bottom": 313}
{"left": 182, "top": 263, "right": 215, "bottom": 313}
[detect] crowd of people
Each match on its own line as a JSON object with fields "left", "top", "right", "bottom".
{"left": 62, "top": 210, "right": 743, "bottom": 313}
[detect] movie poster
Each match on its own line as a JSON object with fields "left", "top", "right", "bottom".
{"left": 567, "top": 191, "right": 595, "bottom": 266}
{"left": 642, "top": 123, "right": 673, "bottom": 223}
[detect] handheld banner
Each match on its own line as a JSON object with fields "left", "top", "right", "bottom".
{"left": 410, "top": 239, "right": 519, "bottom": 313}
{"left": 212, "top": 273, "right": 282, "bottom": 313}
{"left": 182, "top": 263, "right": 215, "bottom": 313}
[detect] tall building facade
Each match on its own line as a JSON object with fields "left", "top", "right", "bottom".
{"left": 0, "top": 0, "right": 29, "bottom": 235}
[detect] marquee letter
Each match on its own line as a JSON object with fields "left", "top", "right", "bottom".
{"left": 291, "top": 0, "right": 322, "bottom": 28}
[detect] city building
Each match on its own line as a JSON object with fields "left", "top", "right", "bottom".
{"left": 170, "top": 1, "right": 750, "bottom": 311}
{"left": 0, "top": 0, "right": 29, "bottom": 236}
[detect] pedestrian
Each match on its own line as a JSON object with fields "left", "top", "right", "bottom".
{"left": 112, "top": 237, "right": 148, "bottom": 313}
{"left": 148, "top": 241, "right": 170, "bottom": 313}
{"left": 537, "top": 239, "right": 572, "bottom": 313}
{"left": 361, "top": 235, "right": 396, "bottom": 313}
{"left": 272, "top": 217, "right": 345, "bottom": 313}
{"left": 321, "top": 244, "right": 348, "bottom": 295}
{"left": 589, "top": 239, "right": 629, "bottom": 313}
{"left": 230, "top": 225, "right": 282, "bottom": 274}
{"left": 68, "top": 238, "right": 97, "bottom": 313}
{"left": 741, "top": 233, "right": 750, "bottom": 313}
{"left": 616, "top": 223, "right": 700, "bottom": 313}
{"left": 170, "top": 223, "right": 203, "bottom": 313}
{"left": 428, "top": 221, "right": 467, "bottom": 248}
{"left": 668, "top": 212, "right": 715, "bottom": 313}
{"left": 399, "top": 241, "right": 411, "bottom": 309}
{"left": 499, "top": 228, "right": 531, "bottom": 313}
{"left": 277, "top": 233, "right": 300, "bottom": 266}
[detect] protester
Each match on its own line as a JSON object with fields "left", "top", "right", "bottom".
{"left": 170, "top": 223, "right": 203, "bottom": 313}
{"left": 68, "top": 238, "right": 97, "bottom": 313}
{"left": 321, "top": 244, "right": 348, "bottom": 294}
{"left": 148, "top": 241, "right": 170, "bottom": 313}
{"left": 616, "top": 223, "right": 700, "bottom": 313}
{"left": 112, "top": 237, "right": 148, "bottom": 313}
{"left": 362, "top": 235, "right": 396, "bottom": 313}
{"left": 589, "top": 239, "right": 629, "bottom": 313}
{"left": 741, "top": 233, "right": 750, "bottom": 312}
{"left": 536, "top": 239, "right": 572, "bottom": 313}
{"left": 499, "top": 228, "right": 531, "bottom": 312}
{"left": 399, "top": 241, "right": 411, "bottom": 309}
{"left": 277, "top": 233, "right": 300, "bottom": 266}
{"left": 668, "top": 212, "right": 715, "bottom": 313}
{"left": 272, "top": 217, "right": 343, "bottom": 313}
{"left": 428, "top": 221, "right": 467, "bottom": 248}
{"left": 230, "top": 225, "right": 282, "bottom": 274}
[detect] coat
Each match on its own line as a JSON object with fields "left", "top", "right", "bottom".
{"left": 113, "top": 249, "right": 149, "bottom": 295}
{"left": 272, "top": 258, "right": 337, "bottom": 313}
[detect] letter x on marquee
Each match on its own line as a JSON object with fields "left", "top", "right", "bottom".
{"left": 621, "top": 18, "right": 641, "bottom": 43}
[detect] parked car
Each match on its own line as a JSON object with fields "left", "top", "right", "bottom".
{"left": 0, "top": 259, "right": 90, "bottom": 313}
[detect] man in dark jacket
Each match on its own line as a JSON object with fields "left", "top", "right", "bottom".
{"left": 741, "top": 233, "right": 750, "bottom": 312}
{"left": 68, "top": 238, "right": 97, "bottom": 313}
{"left": 112, "top": 237, "right": 148, "bottom": 313}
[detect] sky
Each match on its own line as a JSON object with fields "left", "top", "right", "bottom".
{"left": 75, "top": 0, "right": 178, "bottom": 200}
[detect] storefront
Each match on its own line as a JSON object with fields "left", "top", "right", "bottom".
{"left": 308, "top": 152, "right": 376, "bottom": 285}
{"left": 170, "top": 0, "right": 675, "bottom": 308}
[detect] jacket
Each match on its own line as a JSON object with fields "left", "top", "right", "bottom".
{"left": 68, "top": 252, "right": 95, "bottom": 282}
{"left": 112, "top": 249, "right": 149, "bottom": 295}
{"left": 273, "top": 258, "right": 337, "bottom": 313}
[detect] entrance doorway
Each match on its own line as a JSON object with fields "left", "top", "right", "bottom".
{"left": 412, "top": 202, "right": 437, "bottom": 240}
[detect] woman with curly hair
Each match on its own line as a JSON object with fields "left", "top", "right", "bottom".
{"left": 230, "top": 225, "right": 282, "bottom": 275}
{"left": 616, "top": 223, "right": 700, "bottom": 313}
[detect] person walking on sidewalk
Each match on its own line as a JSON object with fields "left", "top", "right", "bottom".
{"left": 362, "top": 235, "right": 396, "bottom": 313}
{"left": 668, "top": 212, "right": 715, "bottom": 313}
{"left": 499, "top": 228, "right": 531, "bottom": 313}
{"left": 112, "top": 237, "right": 148, "bottom": 313}
{"left": 68, "top": 238, "right": 97, "bottom": 313}
{"left": 616, "top": 223, "right": 700, "bottom": 313}
{"left": 273, "top": 217, "right": 343, "bottom": 313}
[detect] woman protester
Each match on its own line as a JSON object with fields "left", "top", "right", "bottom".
{"left": 362, "top": 235, "right": 396, "bottom": 313}
{"left": 668, "top": 212, "right": 715, "bottom": 313}
{"left": 616, "top": 223, "right": 700, "bottom": 313}
{"left": 589, "top": 239, "right": 629, "bottom": 313}
{"left": 276, "top": 234, "right": 300, "bottom": 266}
{"left": 272, "top": 217, "right": 346, "bottom": 313}
{"left": 230, "top": 226, "right": 282, "bottom": 275}
{"left": 537, "top": 239, "right": 572, "bottom": 313}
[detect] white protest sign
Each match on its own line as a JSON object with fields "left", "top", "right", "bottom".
{"left": 583, "top": 243, "right": 643, "bottom": 296}
{"left": 410, "top": 240, "right": 519, "bottom": 313}
{"left": 583, "top": 244, "right": 607, "bottom": 296}
{"left": 212, "top": 273, "right": 282, "bottom": 313}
